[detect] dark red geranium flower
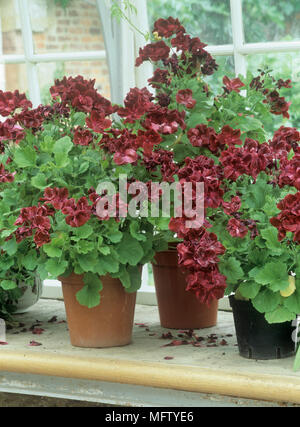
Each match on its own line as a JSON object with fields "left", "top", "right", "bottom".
{"left": 187, "top": 124, "right": 221, "bottom": 154}
{"left": 61, "top": 197, "right": 92, "bottom": 227}
{"left": 270, "top": 126, "right": 300, "bottom": 157}
{"left": 153, "top": 17, "right": 185, "bottom": 38}
{"left": 176, "top": 89, "right": 196, "bottom": 109}
{"left": 178, "top": 155, "right": 223, "bottom": 209}
{"left": 142, "top": 149, "right": 178, "bottom": 182}
{"left": 222, "top": 196, "right": 241, "bottom": 215}
{"left": 0, "top": 163, "right": 16, "bottom": 183}
{"left": 185, "top": 267, "right": 227, "bottom": 305}
{"left": 148, "top": 68, "right": 171, "bottom": 89}
{"left": 0, "top": 90, "right": 32, "bottom": 117}
{"left": 227, "top": 218, "right": 248, "bottom": 238}
{"left": 14, "top": 204, "right": 53, "bottom": 247}
{"left": 270, "top": 192, "right": 300, "bottom": 243}
{"left": 73, "top": 127, "right": 93, "bottom": 146}
{"left": 142, "top": 106, "right": 186, "bottom": 135}
{"left": 264, "top": 90, "right": 291, "bottom": 119}
{"left": 0, "top": 118, "right": 25, "bottom": 143}
{"left": 223, "top": 76, "right": 245, "bottom": 93}
{"left": 116, "top": 87, "right": 154, "bottom": 123}
{"left": 217, "top": 125, "right": 242, "bottom": 147}
{"left": 177, "top": 228, "right": 226, "bottom": 270}
{"left": 41, "top": 187, "right": 69, "bottom": 210}
{"left": 86, "top": 111, "right": 112, "bottom": 133}
{"left": 278, "top": 152, "right": 300, "bottom": 190}
{"left": 135, "top": 41, "right": 171, "bottom": 66}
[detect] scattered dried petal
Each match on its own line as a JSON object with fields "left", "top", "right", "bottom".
{"left": 29, "top": 340, "right": 42, "bottom": 346}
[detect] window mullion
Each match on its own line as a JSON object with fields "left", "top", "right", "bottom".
{"left": 17, "top": 0, "right": 41, "bottom": 107}
{"left": 230, "top": 0, "right": 247, "bottom": 77}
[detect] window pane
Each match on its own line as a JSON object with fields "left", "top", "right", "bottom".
{"left": 30, "top": 0, "right": 105, "bottom": 54}
{"left": 243, "top": 0, "right": 300, "bottom": 43}
{"left": 147, "top": 0, "right": 232, "bottom": 45}
{"left": 1, "top": 1, "right": 24, "bottom": 54}
{"left": 247, "top": 53, "right": 300, "bottom": 130}
{"left": 37, "top": 60, "right": 110, "bottom": 104}
{"left": 1, "top": 64, "right": 28, "bottom": 94}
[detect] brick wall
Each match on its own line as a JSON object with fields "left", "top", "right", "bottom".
{"left": 1, "top": 0, "right": 111, "bottom": 101}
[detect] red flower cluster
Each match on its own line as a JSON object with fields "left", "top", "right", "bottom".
{"left": 148, "top": 68, "right": 171, "bottom": 89}
{"left": 153, "top": 17, "right": 185, "bottom": 38}
{"left": 50, "top": 75, "right": 113, "bottom": 116}
{"left": 176, "top": 228, "right": 227, "bottom": 304}
{"left": 278, "top": 151, "right": 300, "bottom": 190}
{"left": 73, "top": 127, "right": 93, "bottom": 146}
{"left": 188, "top": 124, "right": 241, "bottom": 155}
{"left": 0, "top": 119, "right": 25, "bottom": 143}
{"left": 222, "top": 196, "right": 241, "bottom": 215}
{"left": 223, "top": 76, "right": 245, "bottom": 93}
{"left": 142, "top": 106, "right": 186, "bottom": 135}
{"left": 0, "top": 90, "right": 32, "bottom": 117}
{"left": 0, "top": 164, "right": 16, "bottom": 183}
{"left": 270, "top": 126, "right": 300, "bottom": 158}
{"left": 177, "top": 155, "right": 223, "bottom": 208}
{"left": 42, "top": 187, "right": 69, "bottom": 210}
{"left": 176, "top": 89, "right": 196, "bottom": 109}
{"left": 142, "top": 149, "right": 178, "bottom": 182}
{"left": 85, "top": 111, "right": 112, "bottom": 133}
{"left": 136, "top": 41, "right": 171, "bottom": 66}
{"left": 270, "top": 192, "right": 300, "bottom": 242}
{"left": 220, "top": 139, "right": 274, "bottom": 181}
{"left": 14, "top": 205, "right": 53, "bottom": 247}
{"left": 61, "top": 197, "right": 92, "bottom": 227}
{"left": 227, "top": 218, "right": 248, "bottom": 238}
{"left": 263, "top": 90, "right": 291, "bottom": 119}
{"left": 116, "top": 87, "right": 154, "bottom": 123}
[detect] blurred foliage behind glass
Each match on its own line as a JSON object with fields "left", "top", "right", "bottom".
{"left": 147, "top": 0, "right": 300, "bottom": 130}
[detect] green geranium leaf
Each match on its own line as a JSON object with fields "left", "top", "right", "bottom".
{"left": 46, "top": 259, "right": 68, "bottom": 277}
{"left": 75, "top": 240, "right": 94, "bottom": 254}
{"left": 2, "top": 236, "right": 18, "bottom": 256}
{"left": 260, "top": 227, "right": 283, "bottom": 254}
{"left": 73, "top": 223, "right": 93, "bottom": 239}
{"left": 115, "top": 233, "right": 144, "bottom": 266}
{"left": 14, "top": 146, "right": 37, "bottom": 168}
{"left": 22, "top": 250, "right": 38, "bottom": 270}
{"left": 252, "top": 288, "right": 281, "bottom": 313}
{"left": 219, "top": 258, "right": 244, "bottom": 284}
{"left": 283, "top": 290, "right": 300, "bottom": 314}
{"left": 238, "top": 281, "right": 261, "bottom": 299}
{"left": 76, "top": 273, "right": 103, "bottom": 308}
{"left": 0, "top": 280, "right": 17, "bottom": 290}
{"left": 31, "top": 173, "right": 48, "bottom": 190}
{"left": 265, "top": 306, "right": 295, "bottom": 324}
{"left": 254, "top": 262, "right": 289, "bottom": 291}
{"left": 53, "top": 136, "right": 73, "bottom": 168}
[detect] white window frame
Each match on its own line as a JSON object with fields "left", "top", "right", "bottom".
{"left": 1, "top": 0, "right": 299, "bottom": 304}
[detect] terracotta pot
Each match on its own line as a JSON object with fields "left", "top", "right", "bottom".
{"left": 152, "top": 250, "right": 218, "bottom": 329}
{"left": 60, "top": 272, "right": 137, "bottom": 348}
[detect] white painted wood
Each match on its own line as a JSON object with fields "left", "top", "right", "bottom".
{"left": 230, "top": 0, "right": 247, "bottom": 77}
{"left": 17, "top": 0, "right": 41, "bottom": 106}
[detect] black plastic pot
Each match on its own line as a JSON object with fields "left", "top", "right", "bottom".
{"left": 229, "top": 296, "right": 295, "bottom": 360}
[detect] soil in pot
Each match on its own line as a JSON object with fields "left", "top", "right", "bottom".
{"left": 60, "top": 273, "right": 137, "bottom": 348}
{"left": 229, "top": 295, "right": 295, "bottom": 360}
{"left": 152, "top": 250, "right": 218, "bottom": 329}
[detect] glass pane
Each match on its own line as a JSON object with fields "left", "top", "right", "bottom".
{"left": 37, "top": 59, "right": 110, "bottom": 104}
{"left": 1, "top": 64, "right": 28, "bottom": 94}
{"left": 147, "top": 0, "right": 232, "bottom": 45}
{"left": 30, "top": 0, "right": 105, "bottom": 54}
{"left": 1, "top": 2, "right": 24, "bottom": 54}
{"left": 247, "top": 53, "right": 300, "bottom": 130}
{"left": 243, "top": 0, "right": 300, "bottom": 43}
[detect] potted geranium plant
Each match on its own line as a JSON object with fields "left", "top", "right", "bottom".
{"left": 108, "top": 16, "right": 299, "bottom": 336}
{"left": 0, "top": 78, "right": 156, "bottom": 348}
